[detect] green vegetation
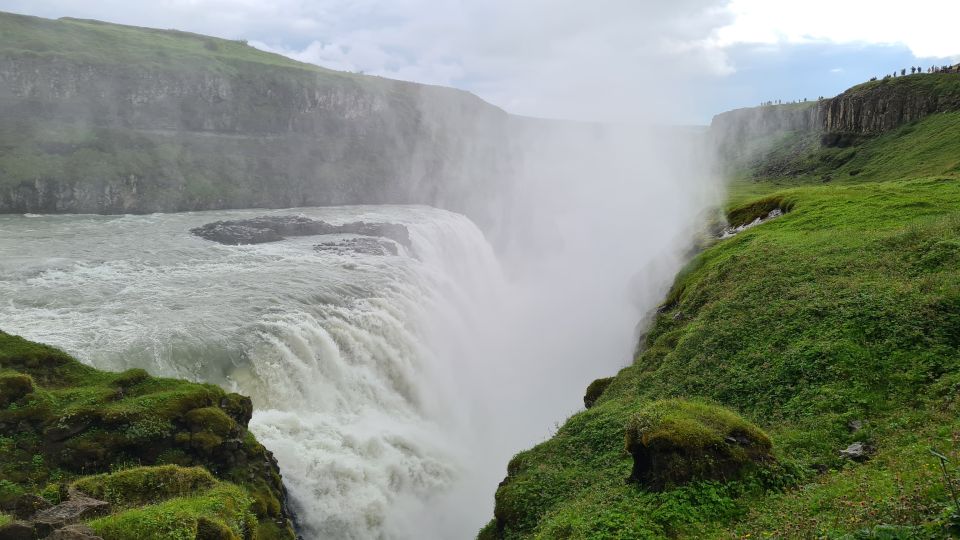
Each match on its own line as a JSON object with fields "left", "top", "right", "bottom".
{"left": 0, "top": 11, "right": 346, "bottom": 75}
{"left": 89, "top": 483, "right": 254, "bottom": 540}
{"left": 485, "top": 98, "right": 960, "bottom": 538}
{"left": 0, "top": 331, "right": 294, "bottom": 538}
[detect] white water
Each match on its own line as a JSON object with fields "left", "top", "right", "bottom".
{"left": 0, "top": 205, "right": 506, "bottom": 539}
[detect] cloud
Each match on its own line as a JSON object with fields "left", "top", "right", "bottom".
{"left": 0, "top": 0, "right": 735, "bottom": 122}
{"left": 716, "top": 0, "right": 960, "bottom": 60}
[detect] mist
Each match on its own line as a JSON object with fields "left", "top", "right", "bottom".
{"left": 0, "top": 4, "right": 727, "bottom": 539}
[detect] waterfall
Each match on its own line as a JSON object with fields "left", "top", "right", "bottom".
{"left": 0, "top": 206, "right": 506, "bottom": 539}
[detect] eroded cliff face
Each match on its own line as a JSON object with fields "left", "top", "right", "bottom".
{"left": 822, "top": 79, "right": 960, "bottom": 134}
{"left": 0, "top": 13, "right": 518, "bottom": 225}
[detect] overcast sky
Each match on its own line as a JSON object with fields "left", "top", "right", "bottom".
{"left": 2, "top": 0, "right": 958, "bottom": 124}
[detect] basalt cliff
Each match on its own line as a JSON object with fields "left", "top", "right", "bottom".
{"left": 0, "top": 11, "right": 518, "bottom": 225}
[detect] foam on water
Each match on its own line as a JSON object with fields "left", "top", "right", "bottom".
{"left": 0, "top": 205, "right": 502, "bottom": 539}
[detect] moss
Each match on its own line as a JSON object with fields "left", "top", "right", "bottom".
{"left": 583, "top": 377, "right": 613, "bottom": 409}
{"left": 0, "top": 512, "right": 11, "bottom": 526}
{"left": 88, "top": 484, "right": 254, "bottom": 540}
{"left": 184, "top": 407, "right": 237, "bottom": 438}
{"left": 624, "top": 399, "right": 772, "bottom": 490}
{"left": 196, "top": 516, "right": 241, "bottom": 540}
{"left": 111, "top": 368, "right": 149, "bottom": 388}
{"left": 0, "top": 372, "right": 34, "bottom": 407}
{"left": 72, "top": 465, "right": 216, "bottom": 508}
{"left": 0, "top": 331, "right": 295, "bottom": 538}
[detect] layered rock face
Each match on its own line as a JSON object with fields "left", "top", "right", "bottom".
{"left": 821, "top": 79, "right": 960, "bottom": 134}
{"left": 0, "top": 12, "right": 517, "bottom": 224}
{"left": 710, "top": 73, "right": 960, "bottom": 151}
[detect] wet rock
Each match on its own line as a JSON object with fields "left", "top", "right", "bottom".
{"left": 14, "top": 493, "right": 51, "bottom": 520}
{"left": 314, "top": 237, "right": 399, "bottom": 256}
{"left": 840, "top": 441, "right": 872, "bottom": 461}
{"left": 47, "top": 525, "right": 103, "bottom": 540}
{"left": 0, "top": 521, "right": 35, "bottom": 540}
{"left": 191, "top": 215, "right": 411, "bottom": 248}
{"left": 32, "top": 492, "right": 110, "bottom": 535}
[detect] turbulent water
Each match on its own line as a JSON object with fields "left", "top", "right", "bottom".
{"left": 0, "top": 206, "right": 505, "bottom": 539}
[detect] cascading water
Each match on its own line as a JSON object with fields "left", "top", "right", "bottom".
{"left": 0, "top": 205, "right": 505, "bottom": 539}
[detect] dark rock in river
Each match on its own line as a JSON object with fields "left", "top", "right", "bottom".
{"left": 191, "top": 215, "right": 412, "bottom": 247}
{"left": 315, "top": 237, "right": 400, "bottom": 256}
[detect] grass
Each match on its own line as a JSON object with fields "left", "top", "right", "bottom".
{"left": 0, "top": 11, "right": 348, "bottom": 76}
{"left": 0, "top": 331, "right": 294, "bottom": 538}
{"left": 484, "top": 99, "right": 960, "bottom": 538}
{"left": 89, "top": 483, "right": 255, "bottom": 540}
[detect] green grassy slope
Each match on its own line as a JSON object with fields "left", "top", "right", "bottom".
{"left": 482, "top": 111, "right": 960, "bottom": 538}
{"left": 0, "top": 331, "right": 295, "bottom": 539}
{"left": 0, "top": 11, "right": 349, "bottom": 75}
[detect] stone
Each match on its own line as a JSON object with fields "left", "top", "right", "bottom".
{"left": 840, "top": 441, "right": 872, "bottom": 461}
{"left": 0, "top": 521, "right": 35, "bottom": 540}
{"left": 314, "top": 237, "right": 399, "bottom": 256}
{"left": 14, "top": 493, "right": 51, "bottom": 520}
{"left": 32, "top": 492, "right": 110, "bottom": 535}
{"left": 847, "top": 419, "right": 864, "bottom": 433}
{"left": 191, "top": 216, "right": 411, "bottom": 248}
{"left": 47, "top": 524, "right": 104, "bottom": 540}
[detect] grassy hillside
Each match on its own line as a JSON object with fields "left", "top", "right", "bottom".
{"left": 0, "top": 11, "right": 350, "bottom": 76}
{"left": 482, "top": 110, "right": 960, "bottom": 538}
{"left": 0, "top": 331, "right": 295, "bottom": 539}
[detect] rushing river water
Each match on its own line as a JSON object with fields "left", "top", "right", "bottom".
{"left": 0, "top": 206, "right": 506, "bottom": 539}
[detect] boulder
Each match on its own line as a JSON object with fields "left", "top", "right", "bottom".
{"left": 32, "top": 492, "right": 110, "bottom": 535}
{"left": 0, "top": 521, "right": 35, "bottom": 540}
{"left": 47, "top": 525, "right": 103, "bottom": 540}
{"left": 840, "top": 441, "right": 872, "bottom": 461}
{"left": 14, "top": 493, "right": 51, "bottom": 520}
{"left": 624, "top": 399, "right": 773, "bottom": 490}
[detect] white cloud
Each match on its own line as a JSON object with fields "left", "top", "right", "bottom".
{"left": 717, "top": 0, "right": 960, "bottom": 59}
{"left": 0, "top": 0, "right": 734, "bottom": 122}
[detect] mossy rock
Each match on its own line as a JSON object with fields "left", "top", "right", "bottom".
{"left": 583, "top": 377, "right": 613, "bottom": 409}
{"left": 110, "top": 368, "right": 149, "bottom": 389}
{"left": 185, "top": 407, "right": 237, "bottom": 438}
{"left": 219, "top": 394, "right": 253, "bottom": 426}
{"left": 196, "top": 516, "right": 240, "bottom": 540}
{"left": 624, "top": 399, "right": 772, "bottom": 490}
{"left": 0, "top": 331, "right": 296, "bottom": 538}
{"left": 726, "top": 195, "right": 792, "bottom": 227}
{"left": 73, "top": 465, "right": 216, "bottom": 508}
{"left": 0, "top": 372, "right": 34, "bottom": 407}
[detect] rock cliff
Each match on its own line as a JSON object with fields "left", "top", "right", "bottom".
{"left": 0, "top": 12, "right": 517, "bottom": 225}
{"left": 710, "top": 73, "right": 960, "bottom": 153}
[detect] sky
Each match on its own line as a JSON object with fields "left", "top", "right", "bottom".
{"left": 1, "top": 0, "right": 958, "bottom": 124}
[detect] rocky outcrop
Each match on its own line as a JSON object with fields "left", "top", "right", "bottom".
{"left": 710, "top": 73, "right": 960, "bottom": 153}
{"left": 190, "top": 215, "right": 411, "bottom": 247}
{"left": 822, "top": 78, "right": 960, "bottom": 134}
{"left": 0, "top": 331, "right": 297, "bottom": 538}
{"left": 711, "top": 101, "right": 822, "bottom": 155}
